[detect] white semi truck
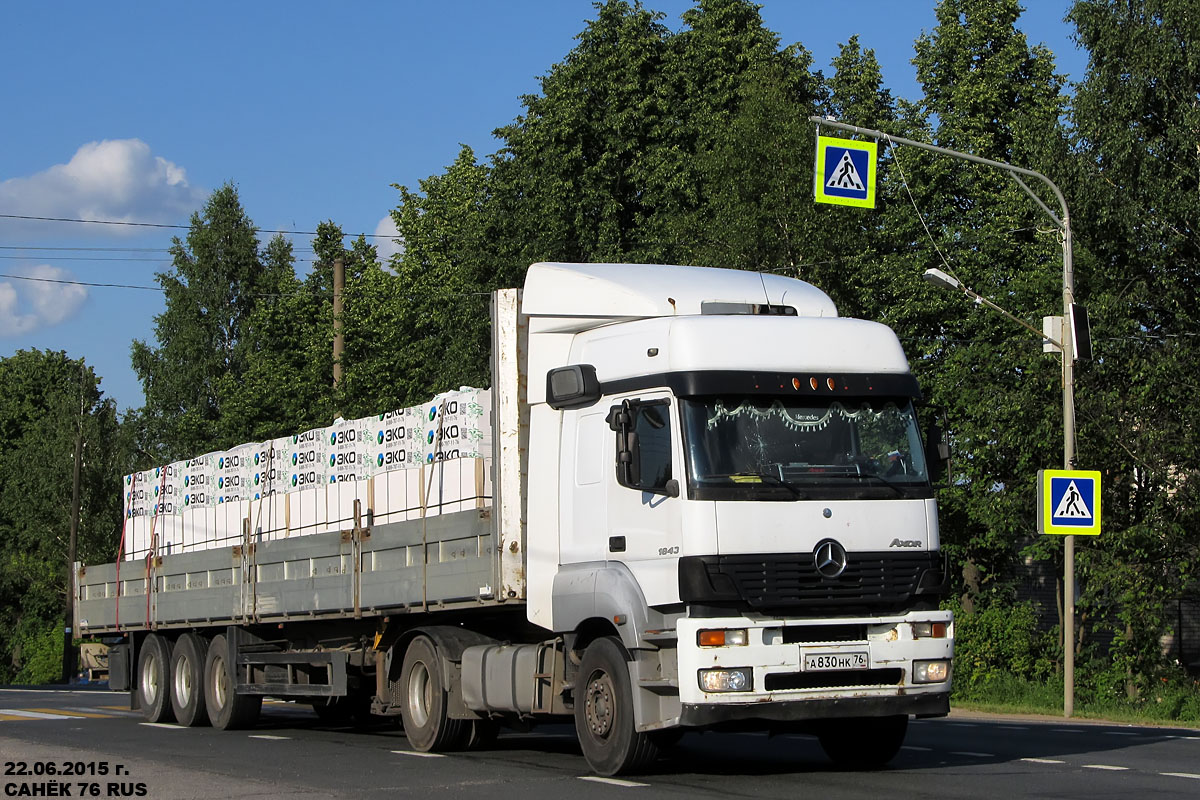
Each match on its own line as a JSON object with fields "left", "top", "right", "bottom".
{"left": 76, "top": 262, "right": 953, "bottom": 776}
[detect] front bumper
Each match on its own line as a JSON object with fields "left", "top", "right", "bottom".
{"left": 676, "top": 610, "right": 953, "bottom": 719}
{"left": 680, "top": 691, "right": 949, "bottom": 726}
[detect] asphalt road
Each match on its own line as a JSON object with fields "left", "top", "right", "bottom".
{"left": 1, "top": 687, "right": 1199, "bottom": 799}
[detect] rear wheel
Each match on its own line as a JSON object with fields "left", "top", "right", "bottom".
{"left": 817, "top": 715, "right": 908, "bottom": 769}
{"left": 169, "top": 633, "right": 209, "bottom": 726}
{"left": 203, "top": 634, "right": 262, "bottom": 730}
{"left": 136, "top": 634, "right": 174, "bottom": 723}
{"left": 399, "top": 636, "right": 468, "bottom": 751}
{"left": 574, "top": 637, "right": 658, "bottom": 776}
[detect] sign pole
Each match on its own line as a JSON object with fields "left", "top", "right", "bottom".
{"left": 1061, "top": 204, "right": 1077, "bottom": 718}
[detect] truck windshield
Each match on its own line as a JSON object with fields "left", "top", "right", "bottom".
{"left": 680, "top": 395, "right": 933, "bottom": 501}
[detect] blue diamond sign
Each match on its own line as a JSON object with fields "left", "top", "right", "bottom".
{"left": 1037, "top": 469, "right": 1102, "bottom": 536}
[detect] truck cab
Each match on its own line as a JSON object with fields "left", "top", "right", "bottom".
{"left": 520, "top": 262, "right": 952, "bottom": 772}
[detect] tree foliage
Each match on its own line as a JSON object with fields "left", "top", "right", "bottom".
{"left": 0, "top": 351, "right": 120, "bottom": 682}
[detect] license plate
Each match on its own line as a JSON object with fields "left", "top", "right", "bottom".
{"left": 803, "top": 652, "right": 868, "bottom": 671}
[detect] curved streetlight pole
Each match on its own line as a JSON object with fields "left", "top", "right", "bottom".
{"left": 810, "top": 117, "right": 1079, "bottom": 716}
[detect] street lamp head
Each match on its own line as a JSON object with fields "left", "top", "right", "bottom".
{"left": 923, "top": 268, "right": 962, "bottom": 292}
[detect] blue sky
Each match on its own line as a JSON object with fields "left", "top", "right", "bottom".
{"left": 0, "top": 1, "right": 1086, "bottom": 413}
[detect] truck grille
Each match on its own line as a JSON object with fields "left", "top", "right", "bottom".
{"left": 679, "top": 552, "right": 943, "bottom": 615}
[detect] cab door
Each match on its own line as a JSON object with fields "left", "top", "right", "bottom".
{"left": 605, "top": 392, "right": 683, "bottom": 606}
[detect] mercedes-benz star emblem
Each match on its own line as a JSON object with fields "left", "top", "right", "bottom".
{"left": 814, "top": 540, "right": 848, "bottom": 579}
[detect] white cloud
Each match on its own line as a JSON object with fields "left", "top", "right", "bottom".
{"left": 0, "top": 139, "right": 206, "bottom": 232}
{"left": 373, "top": 214, "right": 404, "bottom": 265}
{"left": 0, "top": 265, "right": 89, "bottom": 336}
{"left": 0, "top": 283, "right": 38, "bottom": 335}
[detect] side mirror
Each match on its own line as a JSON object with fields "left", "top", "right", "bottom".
{"left": 608, "top": 402, "right": 636, "bottom": 487}
{"left": 924, "top": 412, "right": 950, "bottom": 483}
{"left": 547, "top": 364, "right": 601, "bottom": 410}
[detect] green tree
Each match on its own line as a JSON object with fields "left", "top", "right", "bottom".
{"left": 131, "top": 184, "right": 295, "bottom": 460}
{"left": 1065, "top": 0, "right": 1200, "bottom": 692}
{"left": 350, "top": 146, "right": 496, "bottom": 408}
{"left": 0, "top": 351, "right": 120, "bottom": 683}
{"left": 490, "top": 0, "right": 672, "bottom": 269}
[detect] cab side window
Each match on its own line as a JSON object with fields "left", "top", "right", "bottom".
{"left": 609, "top": 399, "right": 673, "bottom": 494}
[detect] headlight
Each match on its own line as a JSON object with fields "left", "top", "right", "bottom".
{"left": 913, "top": 659, "right": 950, "bottom": 683}
{"left": 698, "top": 668, "right": 753, "bottom": 692}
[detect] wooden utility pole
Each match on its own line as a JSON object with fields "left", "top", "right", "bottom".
{"left": 333, "top": 257, "right": 345, "bottom": 394}
{"left": 62, "top": 366, "right": 85, "bottom": 683}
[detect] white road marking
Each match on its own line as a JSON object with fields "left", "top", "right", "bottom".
{"left": 578, "top": 777, "right": 649, "bottom": 788}
{"left": 1083, "top": 764, "right": 1128, "bottom": 771}
{"left": 0, "top": 709, "right": 86, "bottom": 720}
{"left": 1160, "top": 772, "right": 1200, "bottom": 780}
{"left": 996, "top": 725, "right": 1028, "bottom": 731}
{"left": 0, "top": 689, "right": 124, "bottom": 695}
{"left": 947, "top": 722, "right": 978, "bottom": 727}
{"left": 1104, "top": 731, "right": 1139, "bottom": 736}
{"left": 1021, "top": 758, "right": 1066, "bottom": 764}
{"left": 139, "top": 722, "right": 184, "bottom": 729}
{"left": 391, "top": 750, "right": 445, "bottom": 758}
{"left": 951, "top": 751, "right": 994, "bottom": 758}
{"left": 901, "top": 745, "right": 932, "bottom": 752}
{"left": 249, "top": 734, "right": 291, "bottom": 740}
{"left": 1051, "top": 728, "right": 1085, "bottom": 734}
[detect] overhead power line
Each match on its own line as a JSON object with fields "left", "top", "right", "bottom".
{"left": 0, "top": 213, "right": 394, "bottom": 239}
{"left": 0, "top": 272, "right": 161, "bottom": 291}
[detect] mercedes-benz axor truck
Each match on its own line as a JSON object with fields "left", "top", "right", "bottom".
{"left": 75, "top": 262, "right": 953, "bottom": 776}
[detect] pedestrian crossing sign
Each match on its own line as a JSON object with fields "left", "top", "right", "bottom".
{"left": 1037, "top": 469, "right": 1102, "bottom": 536}
{"left": 814, "top": 135, "right": 877, "bottom": 208}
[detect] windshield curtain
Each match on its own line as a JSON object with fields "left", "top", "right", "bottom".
{"left": 681, "top": 395, "right": 932, "bottom": 500}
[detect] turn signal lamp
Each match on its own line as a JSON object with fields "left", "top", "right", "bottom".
{"left": 911, "top": 622, "right": 948, "bottom": 639}
{"left": 698, "top": 628, "right": 748, "bottom": 647}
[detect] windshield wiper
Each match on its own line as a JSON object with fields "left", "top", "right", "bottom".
{"left": 839, "top": 471, "right": 908, "bottom": 497}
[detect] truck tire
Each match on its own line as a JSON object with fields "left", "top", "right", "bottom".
{"left": 574, "top": 637, "right": 658, "bottom": 776}
{"left": 136, "top": 634, "right": 175, "bottom": 723}
{"left": 399, "top": 635, "right": 468, "bottom": 750}
{"left": 169, "top": 633, "right": 209, "bottom": 727}
{"left": 203, "top": 634, "right": 262, "bottom": 730}
{"left": 817, "top": 715, "right": 908, "bottom": 769}
{"left": 398, "top": 638, "right": 463, "bottom": 753}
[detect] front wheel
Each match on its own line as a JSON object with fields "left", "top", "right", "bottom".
{"left": 573, "top": 637, "right": 658, "bottom": 776}
{"left": 137, "top": 634, "right": 174, "bottom": 723}
{"left": 817, "top": 715, "right": 908, "bottom": 769}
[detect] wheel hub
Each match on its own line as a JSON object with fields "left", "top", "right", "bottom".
{"left": 584, "top": 672, "right": 615, "bottom": 738}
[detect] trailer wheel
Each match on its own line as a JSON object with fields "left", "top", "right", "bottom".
{"left": 137, "top": 634, "right": 175, "bottom": 723}
{"left": 817, "top": 715, "right": 908, "bottom": 769}
{"left": 203, "top": 634, "right": 262, "bottom": 730}
{"left": 399, "top": 635, "right": 467, "bottom": 751}
{"left": 574, "top": 637, "right": 658, "bottom": 776}
{"left": 169, "top": 633, "right": 209, "bottom": 727}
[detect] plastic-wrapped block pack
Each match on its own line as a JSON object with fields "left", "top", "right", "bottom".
{"left": 287, "top": 426, "right": 327, "bottom": 534}
{"left": 326, "top": 417, "right": 372, "bottom": 532}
